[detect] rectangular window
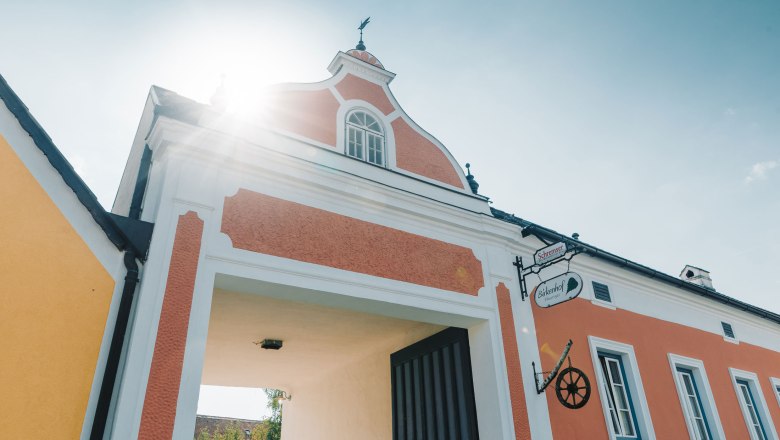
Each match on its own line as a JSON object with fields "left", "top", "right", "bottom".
{"left": 737, "top": 379, "right": 769, "bottom": 440}
{"left": 599, "top": 352, "right": 640, "bottom": 439}
{"left": 676, "top": 367, "right": 713, "bottom": 440}
{"left": 668, "top": 354, "right": 725, "bottom": 440}
{"left": 730, "top": 369, "right": 778, "bottom": 440}
{"left": 590, "top": 337, "right": 655, "bottom": 440}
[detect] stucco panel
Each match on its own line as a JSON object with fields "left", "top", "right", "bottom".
{"left": 221, "top": 189, "right": 483, "bottom": 295}
{"left": 267, "top": 88, "right": 339, "bottom": 147}
{"left": 335, "top": 73, "right": 395, "bottom": 115}
{"left": 392, "top": 118, "right": 465, "bottom": 189}
{"left": 139, "top": 212, "right": 204, "bottom": 440}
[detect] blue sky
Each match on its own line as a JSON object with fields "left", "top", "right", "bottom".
{"left": 2, "top": 0, "right": 779, "bottom": 412}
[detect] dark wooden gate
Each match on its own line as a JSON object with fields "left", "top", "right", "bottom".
{"left": 391, "top": 327, "right": 480, "bottom": 440}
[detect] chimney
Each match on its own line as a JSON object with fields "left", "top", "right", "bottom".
{"left": 680, "top": 265, "right": 714, "bottom": 290}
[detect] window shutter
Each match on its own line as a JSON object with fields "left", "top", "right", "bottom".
{"left": 721, "top": 322, "right": 735, "bottom": 339}
{"left": 593, "top": 282, "right": 612, "bottom": 303}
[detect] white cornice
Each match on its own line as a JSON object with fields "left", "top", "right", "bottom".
{"left": 327, "top": 51, "right": 396, "bottom": 84}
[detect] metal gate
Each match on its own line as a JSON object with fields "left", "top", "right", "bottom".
{"left": 391, "top": 327, "right": 480, "bottom": 440}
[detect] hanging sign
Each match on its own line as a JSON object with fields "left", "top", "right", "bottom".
{"left": 533, "top": 272, "right": 583, "bottom": 308}
{"left": 534, "top": 242, "right": 568, "bottom": 266}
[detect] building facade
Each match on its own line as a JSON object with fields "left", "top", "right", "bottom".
{"left": 3, "top": 45, "right": 780, "bottom": 440}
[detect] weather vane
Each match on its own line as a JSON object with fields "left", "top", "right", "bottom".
{"left": 356, "top": 17, "right": 370, "bottom": 50}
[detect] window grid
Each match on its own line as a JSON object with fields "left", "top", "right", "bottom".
{"left": 676, "top": 368, "right": 712, "bottom": 440}
{"left": 599, "top": 354, "right": 638, "bottom": 438}
{"left": 345, "top": 110, "right": 384, "bottom": 166}
{"left": 737, "top": 379, "right": 768, "bottom": 440}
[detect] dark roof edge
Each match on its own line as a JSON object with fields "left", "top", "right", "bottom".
{"left": 490, "top": 207, "right": 780, "bottom": 327}
{"left": 0, "top": 73, "right": 128, "bottom": 251}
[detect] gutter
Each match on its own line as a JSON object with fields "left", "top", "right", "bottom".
{"left": 91, "top": 145, "right": 154, "bottom": 440}
{"left": 491, "top": 208, "right": 780, "bottom": 326}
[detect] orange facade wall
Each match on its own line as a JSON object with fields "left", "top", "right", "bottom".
{"left": 267, "top": 88, "right": 339, "bottom": 147}
{"left": 533, "top": 297, "right": 780, "bottom": 439}
{"left": 139, "top": 211, "right": 204, "bottom": 440}
{"left": 496, "top": 283, "right": 532, "bottom": 440}
{"left": 221, "top": 189, "right": 484, "bottom": 295}
{"left": 0, "top": 134, "right": 116, "bottom": 439}
{"left": 392, "top": 118, "right": 465, "bottom": 189}
{"left": 335, "top": 73, "right": 396, "bottom": 115}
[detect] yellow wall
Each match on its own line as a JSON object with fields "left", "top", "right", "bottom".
{"left": 0, "top": 134, "right": 116, "bottom": 439}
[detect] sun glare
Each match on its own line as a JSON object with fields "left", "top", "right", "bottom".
{"left": 197, "top": 385, "right": 271, "bottom": 421}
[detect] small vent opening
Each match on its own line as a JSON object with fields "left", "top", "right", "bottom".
{"left": 593, "top": 282, "right": 612, "bottom": 303}
{"left": 721, "top": 322, "right": 735, "bottom": 339}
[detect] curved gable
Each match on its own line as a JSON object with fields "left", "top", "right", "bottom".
{"left": 391, "top": 118, "right": 465, "bottom": 189}
{"left": 260, "top": 51, "right": 472, "bottom": 193}
{"left": 266, "top": 88, "right": 340, "bottom": 148}
{"left": 335, "top": 74, "right": 395, "bottom": 115}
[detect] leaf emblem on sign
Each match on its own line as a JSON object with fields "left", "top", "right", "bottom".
{"left": 566, "top": 277, "right": 579, "bottom": 294}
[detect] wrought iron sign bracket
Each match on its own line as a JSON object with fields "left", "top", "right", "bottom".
{"left": 532, "top": 339, "right": 572, "bottom": 394}
{"left": 532, "top": 340, "right": 592, "bottom": 409}
{"left": 513, "top": 247, "right": 583, "bottom": 301}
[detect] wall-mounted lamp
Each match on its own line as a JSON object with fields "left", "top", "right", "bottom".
{"left": 277, "top": 391, "right": 292, "bottom": 402}
{"left": 253, "top": 339, "right": 283, "bottom": 350}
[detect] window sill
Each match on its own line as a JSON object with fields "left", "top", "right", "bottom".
{"left": 591, "top": 299, "right": 617, "bottom": 310}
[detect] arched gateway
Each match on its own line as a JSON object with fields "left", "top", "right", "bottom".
{"left": 108, "top": 47, "right": 537, "bottom": 439}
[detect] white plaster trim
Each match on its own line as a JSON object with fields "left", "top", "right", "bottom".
{"left": 667, "top": 353, "right": 726, "bottom": 440}
{"left": 326, "top": 51, "right": 396, "bottom": 84}
{"left": 729, "top": 368, "right": 779, "bottom": 440}
{"left": 110, "top": 168, "right": 192, "bottom": 439}
{"left": 591, "top": 299, "right": 617, "bottom": 310}
{"left": 770, "top": 377, "right": 780, "bottom": 410}
{"left": 172, "top": 229, "right": 215, "bottom": 439}
{"left": 588, "top": 336, "right": 656, "bottom": 440}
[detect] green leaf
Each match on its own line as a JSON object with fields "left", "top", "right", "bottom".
{"left": 566, "top": 277, "right": 579, "bottom": 293}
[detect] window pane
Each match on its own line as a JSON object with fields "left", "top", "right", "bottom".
{"left": 608, "top": 361, "right": 623, "bottom": 386}
{"left": 619, "top": 409, "right": 635, "bottom": 436}
{"left": 349, "top": 113, "right": 361, "bottom": 124}
{"left": 367, "top": 134, "right": 383, "bottom": 165}
{"left": 694, "top": 418, "right": 708, "bottom": 440}
{"left": 347, "top": 127, "right": 364, "bottom": 159}
{"left": 682, "top": 374, "right": 695, "bottom": 396}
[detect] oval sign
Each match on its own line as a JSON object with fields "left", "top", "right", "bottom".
{"left": 534, "top": 272, "right": 583, "bottom": 308}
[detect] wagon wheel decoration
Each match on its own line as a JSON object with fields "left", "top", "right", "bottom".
{"left": 555, "top": 366, "right": 591, "bottom": 409}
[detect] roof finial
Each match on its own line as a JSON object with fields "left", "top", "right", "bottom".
{"left": 465, "top": 163, "right": 480, "bottom": 195}
{"left": 356, "top": 17, "right": 370, "bottom": 51}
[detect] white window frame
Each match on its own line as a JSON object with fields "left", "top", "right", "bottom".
{"left": 344, "top": 108, "right": 385, "bottom": 166}
{"left": 668, "top": 354, "right": 726, "bottom": 440}
{"left": 729, "top": 368, "right": 778, "bottom": 440}
{"left": 771, "top": 377, "right": 780, "bottom": 409}
{"left": 589, "top": 336, "right": 656, "bottom": 440}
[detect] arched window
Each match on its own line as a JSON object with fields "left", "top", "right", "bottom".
{"left": 345, "top": 110, "right": 384, "bottom": 166}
